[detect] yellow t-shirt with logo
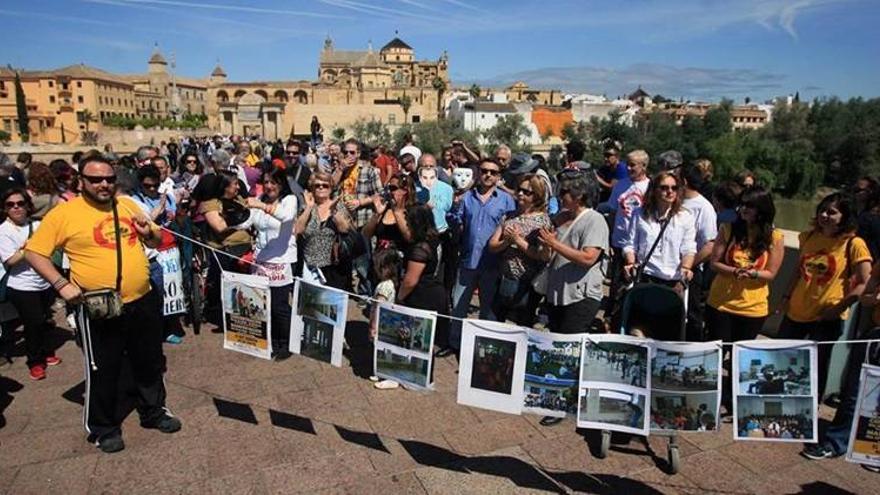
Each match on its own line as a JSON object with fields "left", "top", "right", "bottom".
{"left": 708, "top": 224, "right": 784, "bottom": 318}
{"left": 26, "top": 196, "right": 153, "bottom": 303}
{"left": 786, "top": 231, "right": 872, "bottom": 323}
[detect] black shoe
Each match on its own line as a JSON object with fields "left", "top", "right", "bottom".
{"left": 95, "top": 432, "right": 125, "bottom": 453}
{"left": 434, "top": 347, "right": 455, "bottom": 358}
{"left": 801, "top": 444, "right": 837, "bottom": 460}
{"left": 273, "top": 350, "right": 292, "bottom": 361}
{"left": 539, "top": 416, "right": 563, "bottom": 427}
{"left": 141, "top": 412, "right": 182, "bottom": 433}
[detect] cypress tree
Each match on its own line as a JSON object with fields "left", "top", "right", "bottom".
{"left": 13, "top": 68, "right": 29, "bottom": 142}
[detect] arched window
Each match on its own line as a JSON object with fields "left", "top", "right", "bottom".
{"left": 293, "top": 90, "right": 308, "bottom": 104}
{"left": 216, "top": 90, "right": 229, "bottom": 102}
{"left": 233, "top": 90, "right": 247, "bottom": 101}
{"left": 255, "top": 90, "right": 269, "bottom": 101}
{"left": 274, "top": 90, "right": 288, "bottom": 103}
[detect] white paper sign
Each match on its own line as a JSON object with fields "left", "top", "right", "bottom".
{"left": 374, "top": 302, "right": 436, "bottom": 390}
{"left": 457, "top": 320, "right": 529, "bottom": 415}
{"left": 222, "top": 272, "right": 272, "bottom": 360}
{"left": 847, "top": 363, "right": 880, "bottom": 467}
{"left": 650, "top": 341, "right": 722, "bottom": 432}
{"left": 289, "top": 279, "right": 348, "bottom": 367}
{"left": 158, "top": 247, "right": 185, "bottom": 316}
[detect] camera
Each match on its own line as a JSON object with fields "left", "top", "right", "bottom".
{"left": 381, "top": 187, "right": 395, "bottom": 207}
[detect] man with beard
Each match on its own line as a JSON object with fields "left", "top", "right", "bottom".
{"left": 25, "top": 156, "right": 180, "bottom": 454}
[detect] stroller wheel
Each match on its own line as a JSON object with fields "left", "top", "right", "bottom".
{"left": 667, "top": 444, "right": 680, "bottom": 474}
{"left": 598, "top": 430, "right": 611, "bottom": 459}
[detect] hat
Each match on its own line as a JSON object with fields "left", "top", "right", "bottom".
{"left": 658, "top": 150, "right": 683, "bottom": 170}
{"left": 506, "top": 153, "right": 539, "bottom": 175}
{"left": 272, "top": 158, "right": 286, "bottom": 170}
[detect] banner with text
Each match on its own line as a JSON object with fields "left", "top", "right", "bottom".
{"left": 222, "top": 272, "right": 272, "bottom": 360}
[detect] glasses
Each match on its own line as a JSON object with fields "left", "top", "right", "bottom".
{"left": 658, "top": 185, "right": 678, "bottom": 192}
{"left": 344, "top": 150, "right": 358, "bottom": 155}
{"left": 82, "top": 175, "right": 117, "bottom": 185}
{"left": 517, "top": 188, "right": 535, "bottom": 196}
{"left": 285, "top": 151, "right": 299, "bottom": 155}
{"left": 480, "top": 168, "right": 500, "bottom": 176}
{"left": 312, "top": 183, "right": 331, "bottom": 190}
{"left": 142, "top": 182, "right": 159, "bottom": 189}
{"left": 386, "top": 185, "right": 399, "bottom": 192}
{"left": 185, "top": 159, "right": 198, "bottom": 163}
{"left": 4, "top": 201, "right": 26, "bottom": 209}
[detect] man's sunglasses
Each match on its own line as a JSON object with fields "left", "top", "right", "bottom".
{"left": 142, "top": 182, "right": 159, "bottom": 189}
{"left": 344, "top": 150, "right": 358, "bottom": 155}
{"left": 82, "top": 175, "right": 117, "bottom": 185}
{"left": 480, "top": 168, "right": 500, "bottom": 176}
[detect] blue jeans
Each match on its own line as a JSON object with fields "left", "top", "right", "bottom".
{"left": 448, "top": 266, "right": 499, "bottom": 349}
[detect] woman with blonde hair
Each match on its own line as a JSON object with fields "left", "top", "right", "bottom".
{"left": 295, "top": 171, "right": 353, "bottom": 291}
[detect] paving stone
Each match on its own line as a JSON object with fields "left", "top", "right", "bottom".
{"left": 315, "top": 472, "right": 427, "bottom": 495}
{"left": 414, "top": 446, "right": 562, "bottom": 494}
{"left": 717, "top": 438, "right": 805, "bottom": 476}
{"left": 675, "top": 449, "right": 760, "bottom": 494}
{"left": 442, "top": 416, "right": 543, "bottom": 456}
{"left": 182, "top": 470, "right": 269, "bottom": 495}
{"left": 744, "top": 460, "right": 861, "bottom": 495}
{"left": 0, "top": 466, "right": 19, "bottom": 495}
{"left": 816, "top": 456, "right": 880, "bottom": 495}
{"left": 8, "top": 453, "right": 99, "bottom": 495}
{"left": 261, "top": 451, "right": 376, "bottom": 494}
{"left": 627, "top": 465, "right": 702, "bottom": 495}
{"left": 0, "top": 425, "right": 90, "bottom": 468}
{"left": 679, "top": 421, "right": 736, "bottom": 452}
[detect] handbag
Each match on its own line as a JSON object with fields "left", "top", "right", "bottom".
{"left": 81, "top": 200, "right": 124, "bottom": 320}
{"left": 532, "top": 208, "right": 593, "bottom": 296}
{"left": 220, "top": 198, "right": 251, "bottom": 226}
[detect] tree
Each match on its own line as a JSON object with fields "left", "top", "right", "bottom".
{"left": 13, "top": 69, "right": 28, "bottom": 142}
{"left": 0, "top": 130, "right": 10, "bottom": 144}
{"left": 432, "top": 77, "right": 447, "bottom": 117}
{"left": 332, "top": 127, "right": 346, "bottom": 141}
{"left": 483, "top": 114, "right": 531, "bottom": 154}
{"left": 399, "top": 95, "right": 413, "bottom": 124}
{"left": 79, "top": 109, "right": 96, "bottom": 133}
{"left": 351, "top": 118, "right": 390, "bottom": 147}
{"left": 392, "top": 119, "right": 480, "bottom": 155}
{"left": 540, "top": 126, "right": 554, "bottom": 144}
{"left": 468, "top": 84, "right": 481, "bottom": 99}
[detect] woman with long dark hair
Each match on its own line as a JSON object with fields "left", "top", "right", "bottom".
{"left": 364, "top": 172, "right": 415, "bottom": 253}
{"left": 0, "top": 188, "right": 58, "bottom": 380}
{"left": 779, "top": 193, "right": 872, "bottom": 397}
{"left": 27, "top": 162, "right": 60, "bottom": 219}
{"left": 706, "top": 186, "right": 785, "bottom": 412}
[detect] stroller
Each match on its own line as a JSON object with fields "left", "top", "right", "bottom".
{"left": 596, "top": 282, "right": 687, "bottom": 474}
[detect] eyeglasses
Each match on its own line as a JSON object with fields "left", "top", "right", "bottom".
{"left": 312, "top": 183, "right": 331, "bottom": 190}
{"left": 344, "top": 150, "right": 358, "bottom": 155}
{"left": 142, "top": 182, "right": 159, "bottom": 189}
{"left": 82, "top": 175, "right": 117, "bottom": 185}
{"left": 4, "top": 201, "right": 26, "bottom": 209}
{"left": 285, "top": 151, "right": 299, "bottom": 156}
{"left": 658, "top": 185, "right": 678, "bottom": 192}
{"left": 517, "top": 188, "right": 535, "bottom": 196}
{"left": 387, "top": 185, "right": 399, "bottom": 192}
{"left": 480, "top": 168, "right": 500, "bottom": 176}
{"left": 185, "top": 158, "right": 198, "bottom": 163}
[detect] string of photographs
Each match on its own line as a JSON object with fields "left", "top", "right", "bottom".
{"left": 651, "top": 341, "right": 722, "bottom": 433}
{"left": 221, "top": 272, "right": 272, "bottom": 360}
{"left": 374, "top": 302, "right": 437, "bottom": 390}
{"left": 847, "top": 363, "right": 880, "bottom": 467}
{"left": 290, "top": 280, "right": 348, "bottom": 367}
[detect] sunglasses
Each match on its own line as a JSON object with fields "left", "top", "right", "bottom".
{"left": 658, "top": 185, "right": 678, "bottom": 192}
{"left": 312, "top": 183, "right": 331, "bottom": 190}
{"left": 517, "top": 188, "right": 535, "bottom": 196}
{"left": 82, "top": 175, "right": 117, "bottom": 185}
{"left": 4, "top": 200, "right": 26, "bottom": 209}
{"left": 480, "top": 168, "right": 500, "bottom": 176}
{"left": 142, "top": 182, "right": 159, "bottom": 189}
{"left": 285, "top": 151, "right": 299, "bottom": 155}
{"left": 344, "top": 150, "right": 358, "bottom": 155}
{"left": 185, "top": 159, "right": 198, "bottom": 163}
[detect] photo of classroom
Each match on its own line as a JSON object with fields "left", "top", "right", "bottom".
{"left": 736, "top": 396, "right": 814, "bottom": 440}
{"left": 653, "top": 348, "right": 719, "bottom": 392}
{"left": 738, "top": 347, "right": 811, "bottom": 396}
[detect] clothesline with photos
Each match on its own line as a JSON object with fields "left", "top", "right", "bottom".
{"left": 145, "top": 214, "right": 880, "bottom": 347}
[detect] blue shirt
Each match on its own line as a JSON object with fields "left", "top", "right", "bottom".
{"left": 416, "top": 179, "right": 454, "bottom": 233}
{"left": 449, "top": 187, "right": 517, "bottom": 270}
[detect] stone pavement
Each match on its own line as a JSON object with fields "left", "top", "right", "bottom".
{"left": 1, "top": 311, "right": 877, "bottom": 494}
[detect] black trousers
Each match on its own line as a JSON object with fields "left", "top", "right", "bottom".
{"left": 705, "top": 306, "right": 767, "bottom": 413}
{"left": 547, "top": 298, "right": 602, "bottom": 334}
{"left": 778, "top": 316, "right": 843, "bottom": 399}
{"left": 7, "top": 287, "right": 56, "bottom": 368}
{"left": 440, "top": 228, "right": 460, "bottom": 295}
{"left": 77, "top": 290, "right": 169, "bottom": 439}
{"left": 685, "top": 265, "right": 706, "bottom": 342}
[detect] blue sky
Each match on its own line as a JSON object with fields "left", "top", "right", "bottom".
{"left": 1, "top": 0, "right": 878, "bottom": 102}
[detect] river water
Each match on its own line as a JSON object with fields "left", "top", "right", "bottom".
{"left": 774, "top": 198, "right": 818, "bottom": 233}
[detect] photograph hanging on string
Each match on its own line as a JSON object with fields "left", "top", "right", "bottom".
{"left": 374, "top": 302, "right": 437, "bottom": 390}
{"left": 577, "top": 388, "right": 648, "bottom": 435}
{"left": 846, "top": 364, "right": 880, "bottom": 467}
{"left": 456, "top": 320, "right": 528, "bottom": 415}
{"left": 222, "top": 272, "right": 272, "bottom": 360}
{"left": 290, "top": 279, "right": 348, "bottom": 367}
{"left": 733, "top": 340, "right": 818, "bottom": 443}
{"left": 651, "top": 391, "right": 718, "bottom": 431}
{"left": 650, "top": 341, "right": 722, "bottom": 432}
{"left": 581, "top": 334, "right": 650, "bottom": 390}
{"left": 522, "top": 331, "right": 583, "bottom": 418}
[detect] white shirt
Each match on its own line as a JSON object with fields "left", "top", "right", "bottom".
{"left": 622, "top": 207, "right": 697, "bottom": 281}
{"left": 682, "top": 193, "right": 718, "bottom": 253}
{"left": 0, "top": 220, "right": 51, "bottom": 291}
{"left": 237, "top": 195, "right": 298, "bottom": 286}
{"left": 610, "top": 177, "right": 649, "bottom": 248}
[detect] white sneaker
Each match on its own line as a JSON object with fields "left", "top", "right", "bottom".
{"left": 374, "top": 380, "right": 399, "bottom": 390}
{"left": 66, "top": 313, "right": 77, "bottom": 330}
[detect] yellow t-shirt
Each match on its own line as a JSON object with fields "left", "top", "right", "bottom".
{"left": 708, "top": 224, "right": 784, "bottom": 318}
{"left": 787, "top": 231, "right": 872, "bottom": 323}
{"left": 26, "top": 196, "right": 153, "bottom": 303}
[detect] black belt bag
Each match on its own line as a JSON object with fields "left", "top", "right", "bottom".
{"left": 82, "top": 199, "right": 124, "bottom": 320}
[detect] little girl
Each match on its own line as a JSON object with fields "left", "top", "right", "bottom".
{"left": 370, "top": 249, "right": 401, "bottom": 389}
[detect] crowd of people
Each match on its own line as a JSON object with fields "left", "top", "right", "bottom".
{"left": 0, "top": 129, "right": 879, "bottom": 465}
{"left": 738, "top": 414, "right": 813, "bottom": 440}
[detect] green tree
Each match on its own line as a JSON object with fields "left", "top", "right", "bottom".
{"left": 399, "top": 95, "right": 413, "bottom": 124}
{"left": 0, "top": 130, "right": 10, "bottom": 143}
{"left": 351, "top": 118, "right": 391, "bottom": 147}
{"left": 483, "top": 114, "right": 531, "bottom": 154}
{"left": 468, "top": 84, "right": 481, "bottom": 99}
{"left": 79, "top": 110, "right": 97, "bottom": 133}
{"left": 13, "top": 69, "right": 29, "bottom": 142}
{"left": 332, "top": 127, "right": 346, "bottom": 141}
{"left": 391, "top": 119, "right": 480, "bottom": 155}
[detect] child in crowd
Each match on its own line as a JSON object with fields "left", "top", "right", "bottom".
{"left": 370, "top": 249, "right": 401, "bottom": 389}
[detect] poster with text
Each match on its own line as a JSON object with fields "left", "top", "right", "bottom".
{"left": 577, "top": 334, "right": 651, "bottom": 435}
{"left": 847, "top": 364, "right": 880, "bottom": 467}
{"left": 158, "top": 246, "right": 185, "bottom": 316}
{"left": 290, "top": 279, "right": 348, "bottom": 367}
{"left": 222, "top": 272, "right": 271, "bottom": 360}
{"left": 522, "top": 330, "right": 584, "bottom": 418}
{"left": 650, "top": 341, "right": 722, "bottom": 432}
{"left": 733, "top": 340, "right": 817, "bottom": 443}
{"left": 457, "top": 320, "right": 529, "bottom": 415}
{"left": 374, "top": 303, "right": 436, "bottom": 390}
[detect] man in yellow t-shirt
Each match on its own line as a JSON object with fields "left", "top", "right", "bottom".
{"left": 24, "top": 156, "right": 182, "bottom": 454}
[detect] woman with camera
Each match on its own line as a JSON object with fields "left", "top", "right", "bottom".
{"left": 363, "top": 173, "right": 415, "bottom": 253}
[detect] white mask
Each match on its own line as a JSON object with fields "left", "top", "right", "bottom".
{"left": 419, "top": 168, "right": 437, "bottom": 189}
{"left": 452, "top": 167, "right": 473, "bottom": 191}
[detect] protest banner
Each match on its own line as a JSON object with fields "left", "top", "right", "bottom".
{"left": 290, "top": 279, "right": 348, "bottom": 367}
{"left": 374, "top": 302, "right": 436, "bottom": 390}
{"left": 457, "top": 320, "right": 528, "bottom": 415}
{"left": 847, "top": 363, "right": 880, "bottom": 467}
{"left": 522, "top": 330, "right": 584, "bottom": 418}
{"left": 157, "top": 246, "right": 185, "bottom": 316}
{"left": 222, "top": 272, "right": 272, "bottom": 360}
{"left": 650, "top": 341, "right": 722, "bottom": 432}
{"left": 733, "top": 340, "right": 817, "bottom": 442}
{"left": 577, "top": 334, "right": 651, "bottom": 436}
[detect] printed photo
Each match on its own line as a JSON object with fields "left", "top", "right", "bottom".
{"left": 376, "top": 347, "right": 430, "bottom": 389}
{"left": 523, "top": 334, "right": 580, "bottom": 416}
{"left": 736, "top": 396, "right": 815, "bottom": 441}
{"left": 651, "top": 391, "right": 719, "bottom": 431}
{"left": 225, "top": 282, "right": 267, "bottom": 320}
{"left": 578, "top": 388, "right": 648, "bottom": 434}
{"left": 653, "top": 347, "right": 719, "bottom": 392}
{"left": 737, "top": 347, "right": 811, "bottom": 396}
{"left": 847, "top": 364, "right": 880, "bottom": 467}
{"left": 377, "top": 305, "right": 434, "bottom": 353}
{"left": 300, "top": 317, "right": 333, "bottom": 364}
{"left": 581, "top": 339, "right": 648, "bottom": 389}
{"left": 298, "top": 281, "right": 344, "bottom": 325}
{"left": 471, "top": 336, "right": 517, "bottom": 394}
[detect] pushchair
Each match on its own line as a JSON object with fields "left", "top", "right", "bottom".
{"left": 596, "top": 282, "right": 687, "bottom": 474}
